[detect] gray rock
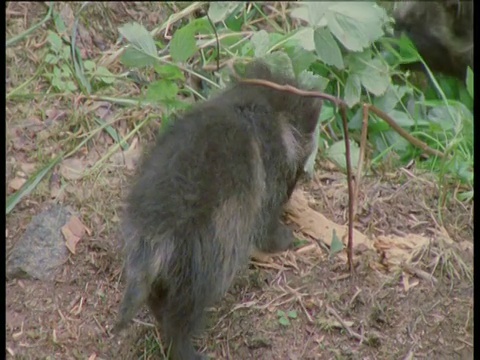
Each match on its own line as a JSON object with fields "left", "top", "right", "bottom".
{"left": 7, "top": 205, "right": 73, "bottom": 281}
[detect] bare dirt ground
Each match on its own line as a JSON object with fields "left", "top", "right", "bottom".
{"left": 6, "top": 3, "right": 473, "bottom": 360}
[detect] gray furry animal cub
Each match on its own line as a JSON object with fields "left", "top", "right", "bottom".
{"left": 113, "top": 61, "right": 322, "bottom": 359}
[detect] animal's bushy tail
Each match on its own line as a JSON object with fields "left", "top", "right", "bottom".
{"left": 112, "top": 235, "right": 167, "bottom": 334}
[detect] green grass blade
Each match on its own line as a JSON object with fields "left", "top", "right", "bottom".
{"left": 6, "top": 154, "right": 64, "bottom": 215}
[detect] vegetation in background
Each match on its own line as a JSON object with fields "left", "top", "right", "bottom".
{"left": 6, "top": 1, "right": 473, "bottom": 211}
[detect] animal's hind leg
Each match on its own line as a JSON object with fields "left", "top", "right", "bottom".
{"left": 149, "top": 281, "right": 207, "bottom": 360}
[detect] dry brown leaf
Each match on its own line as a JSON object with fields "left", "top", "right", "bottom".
{"left": 62, "top": 226, "right": 81, "bottom": 254}
{"left": 61, "top": 216, "right": 86, "bottom": 254}
{"left": 67, "top": 216, "right": 86, "bottom": 238}
{"left": 402, "top": 273, "right": 420, "bottom": 292}
{"left": 110, "top": 137, "right": 142, "bottom": 171}
{"left": 20, "top": 162, "right": 37, "bottom": 175}
{"left": 8, "top": 177, "right": 26, "bottom": 191}
{"left": 60, "top": 158, "right": 86, "bottom": 180}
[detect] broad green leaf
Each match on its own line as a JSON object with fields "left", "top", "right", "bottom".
{"left": 277, "top": 310, "right": 286, "bottom": 317}
{"left": 373, "top": 85, "right": 409, "bottom": 114}
{"left": 45, "top": 53, "right": 58, "bottom": 65}
{"left": 325, "top": 2, "right": 386, "bottom": 52}
{"left": 344, "top": 74, "right": 361, "bottom": 107}
{"left": 286, "top": 46, "right": 317, "bottom": 76}
{"left": 83, "top": 60, "right": 96, "bottom": 71}
{"left": 96, "top": 66, "right": 115, "bottom": 84}
{"left": 314, "top": 28, "right": 344, "bottom": 69}
{"left": 262, "top": 52, "right": 295, "bottom": 79}
{"left": 66, "top": 81, "right": 77, "bottom": 92}
{"left": 298, "top": 71, "right": 329, "bottom": 92}
{"left": 121, "top": 47, "right": 156, "bottom": 68}
{"left": 291, "top": 3, "right": 328, "bottom": 27}
{"left": 53, "top": 12, "right": 68, "bottom": 35}
{"left": 290, "top": 27, "right": 315, "bottom": 51}
{"left": 171, "top": 26, "right": 196, "bottom": 62}
{"left": 427, "top": 106, "right": 461, "bottom": 131}
{"left": 287, "top": 310, "right": 298, "bottom": 319}
{"left": 326, "top": 140, "right": 360, "bottom": 171}
{"left": 208, "top": 2, "right": 239, "bottom": 23}
{"left": 279, "top": 317, "right": 290, "bottom": 326}
{"left": 358, "top": 58, "right": 389, "bottom": 96}
{"left": 387, "top": 110, "right": 429, "bottom": 128}
{"left": 329, "top": 229, "right": 344, "bottom": 257}
{"left": 154, "top": 64, "right": 185, "bottom": 81}
{"left": 119, "top": 22, "right": 157, "bottom": 57}
{"left": 147, "top": 80, "right": 179, "bottom": 102}
{"left": 170, "top": 18, "right": 211, "bottom": 62}
{"left": 47, "top": 31, "right": 63, "bottom": 53}
{"left": 251, "top": 30, "right": 270, "bottom": 57}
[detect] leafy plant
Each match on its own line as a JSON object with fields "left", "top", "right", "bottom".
{"left": 277, "top": 310, "right": 298, "bottom": 327}
{"left": 114, "top": 1, "right": 473, "bottom": 199}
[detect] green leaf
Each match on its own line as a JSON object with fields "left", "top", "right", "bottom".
{"left": 251, "top": 30, "right": 270, "bottom": 57}
{"left": 45, "top": 53, "right": 59, "bottom": 65}
{"left": 287, "top": 310, "right": 298, "bottom": 319}
{"left": 326, "top": 2, "right": 386, "bottom": 52}
{"left": 466, "top": 67, "right": 474, "bottom": 98}
{"left": 286, "top": 46, "right": 317, "bottom": 76}
{"left": 329, "top": 229, "right": 344, "bottom": 257}
{"left": 171, "top": 26, "right": 196, "bottom": 62}
{"left": 344, "top": 74, "right": 361, "bottom": 107}
{"left": 314, "top": 27, "right": 344, "bottom": 69}
{"left": 96, "top": 66, "right": 115, "bottom": 84}
{"left": 298, "top": 71, "right": 329, "bottom": 92}
{"left": 279, "top": 317, "right": 290, "bottom": 326}
{"left": 277, "top": 310, "right": 286, "bottom": 317}
{"left": 66, "top": 80, "right": 77, "bottom": 92}
{"left": 387, "top": 110, "right": 429, "bottom": 128}
{"left": 208, "top": 2, "right": 239, "bottom": 23}
{"left": 47, "top": 31, "right": 63, "bottom": 53}
{"left": 154, "top": 64, "right": 185, "bottom": 81}
{"left": 373, "top": 85, "right": 409, "bottom": 114}
{"left": 53, "top": 12, "right": 68, "bottom": 35}
{"left": 290, "top": 27, "right": 315, "bottom": 51}
{"left": 146, "top": 80, "right": 179, "bottom": 102}
{"left": 118, "top": 22, "right": 157, "bottom": 57}
{"left": 83, "top": 60, "right": 96, "bottom": 71}
{"left": 358, "top": 58, "right": 389, "bottom": 96}
{"left": 121, "top": 47, "right": 156, "bottom": 68}
{"left": 291, "top": 3, "right": 328, "bottom": 27}
{"left": 326, "top": 140, "right": 360, "bottom": 172}
{"left": 170, "top": 18, "right": 211, "bottom": 62}
{"left": 262, "top": 52, "right": 295, "bottom": 80}
{"left": 6, "top": 154, "right": 64, "bottom": 215}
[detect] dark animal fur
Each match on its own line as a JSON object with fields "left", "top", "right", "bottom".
{"left": 393, "top": 1, "right": 473, "bottom": 80}
{"left": 113, "top": 61, "right": 322, "bottom": 359}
